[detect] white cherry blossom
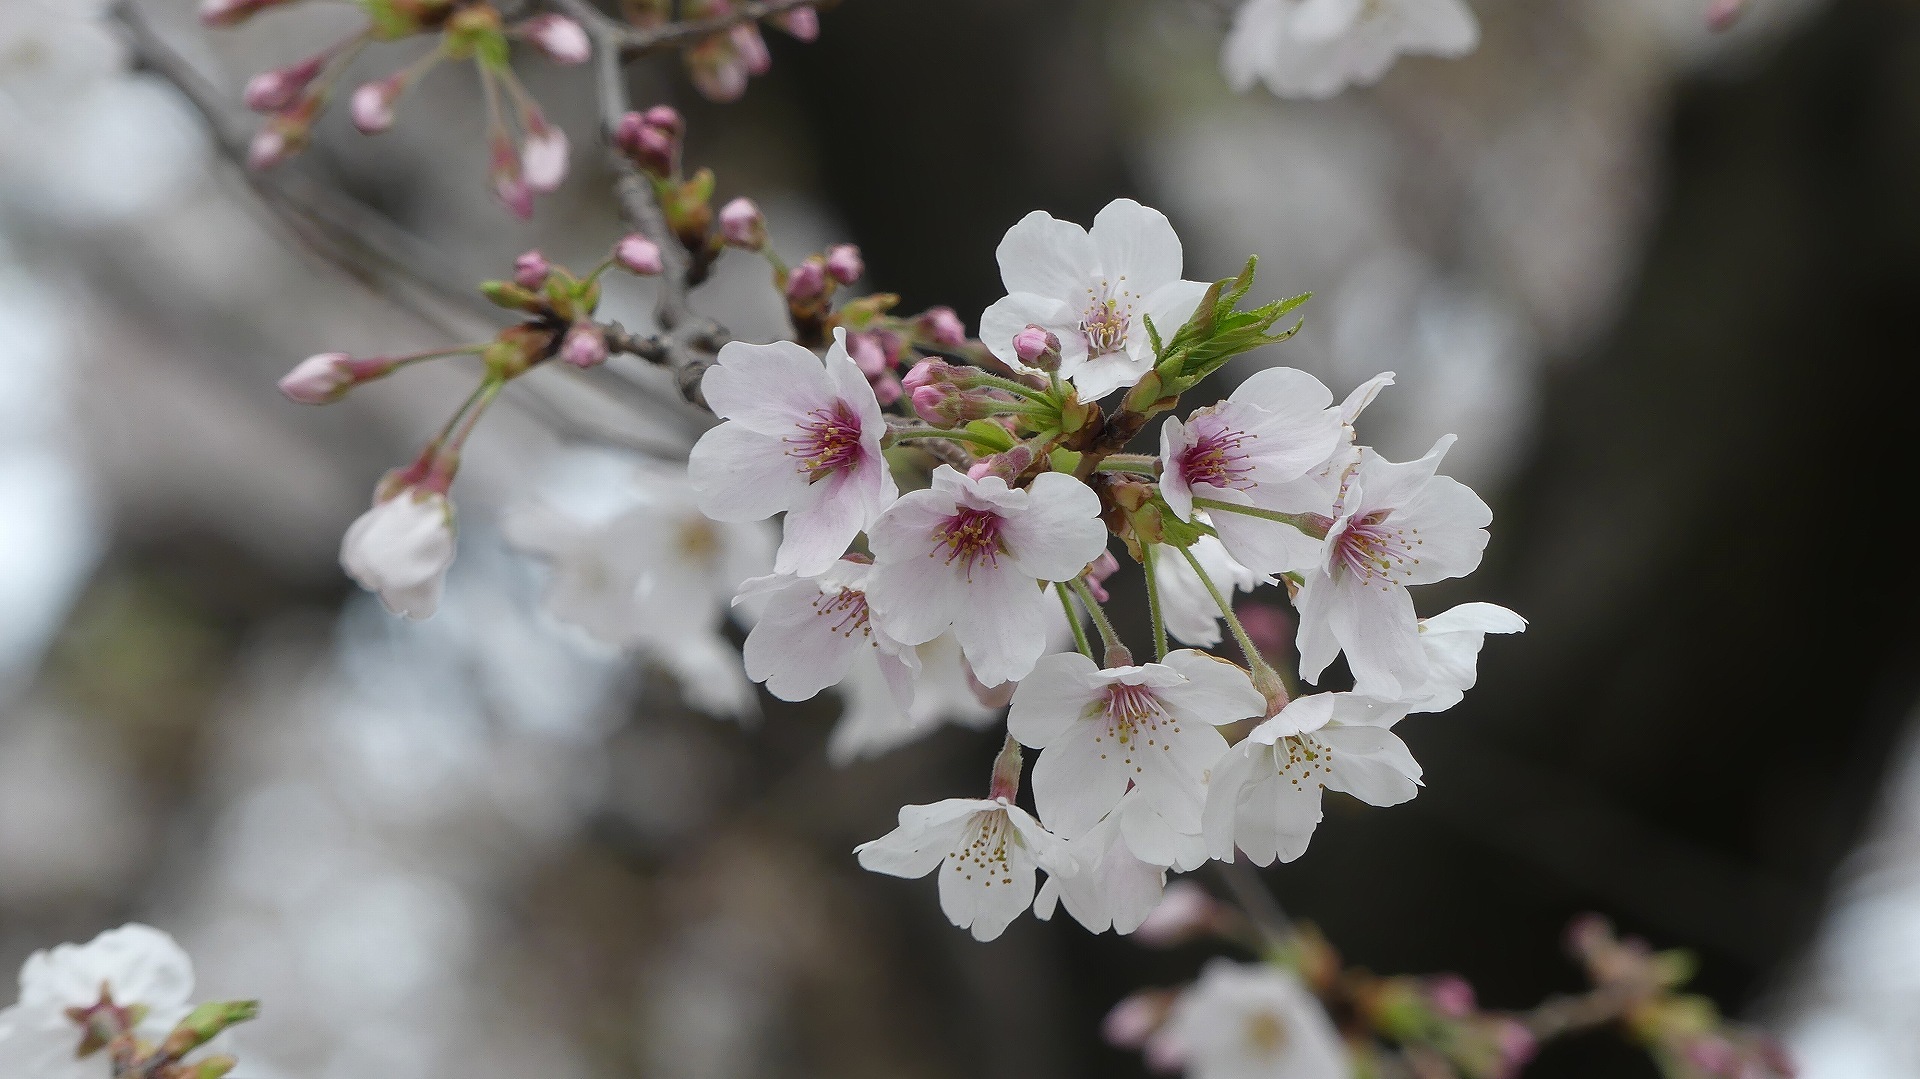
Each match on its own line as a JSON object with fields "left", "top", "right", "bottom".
{"left": 1009, "top": 649, "right": 1264, "bottom": 837}
{"left": 0, "top": 925, "right": 198, "bottom": 1079}
{"left": 1203, "top": 691, "right": 1420, "bottom": 866}
{"left": 340, "top": 486, "right": 455, "bottom": 619}
{"left": 689, "top": 329, "right": 896, "bottom": 577}
{"left": 828, "top": 633, "right": 1000, "bottom": 765}
{"left": 1295, "top": 436, "right": 1492, "bottom": 699}
{"left": 1156, "top": 532, "right": 1269, "bottom": 648}
{"left": 866, "top": 466, "right": 1107, "bottom": 687}
{"left": 1156, "top": 959, "right": 1348, "bottom": 1079}
{"left": 980, "top": 198, "right": 1211, "bottom": 400}
{"left": 736, "top": 559, "right": 917, "bottom": 705}
{"left": 1160, "top": 367, "right": 1345, "bottom": 576}
{"left": 1408, "top": 601, "right": 1525, "bottom": 712}
{"left": 1223, "top": 0, "right": 1479, "bottom": 101}
{"left": 1034, "top": 791, "right": 1205, "bottom": 936}
{"left": 855, "top": 797, "right": 1076, "bottom": 941}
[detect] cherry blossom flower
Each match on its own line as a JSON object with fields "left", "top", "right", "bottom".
{"left": 1295, "top": 436, "right": 1492, "bottom": 699}
{"left": 1034, "top": 791, "right": 1204, "bottom": 936}
{"left": 1222, "top": 0, "right": 1480, "bottom": 101}
{"left": 1156, "top": 959, "right": 1348, "bottom": 1079}
{"left": 1160, "top": 366, "right": 1346, "bottom": 576}
{"left": 866, "top": 466, "right": 1107, "bottom": 687}
{"left": 855, "top": 797, "right": 1076, "bottom": 941}
{"left": 689, "top": 331, "right": 895, "bottom": 578}
{"left": 736, "top": 559, "right": 917, "bottom": 706}
{"left": 1203, "top": 691, "right": 1420, "bottom": 865}
{"left": 980, "top": 198, "right": 1211, "bottom": 400}
{"left": 1155, "top": 533, "right": 1269, "bottom": 648}
{"left": 1407, "top": 602, "right": 1525, "bottom": 712}
{"left": 341, "top": 485, "right": 456, "bottom": 620}
{"left": 0, "top": 925, "right": 200, "bottom": 1079}
{"left": 1008, "top": 649, "right": 1264, "bottom": 837}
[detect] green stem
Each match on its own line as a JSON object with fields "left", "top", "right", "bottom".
{"left": 1057, "top": 583, "right": 1095, "bottom": 661}
{"left": 963, "top": 370, "right": 1054, "bottom": 406}
{"left": 1177, "top": 543, "right": 1281, "bottom": 693}
{"left": 1142, "top": 544, "right": 1170, "bottom": 661}
{"left": 1192, "top": 496, "right": 1328, "bottom": 538}
{"left": 1070, "top": 578, "right": 1131, "bottom": 667}
{"left": 885, "top": 427, "right": 1007, "bottom": 450}
{"left": 1096, "top": 456, "right": 1159, "bottom": 475}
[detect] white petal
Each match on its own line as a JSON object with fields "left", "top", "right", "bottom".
{"left": 1002, "top": 472, "right": 1107, "bottom": 581}
{"left": 688, "top": 422, "right": 810, "bottom": 522}
{"left": 1322, "top": 725, "right": 1422, "bottom": 806}
{"left": 1159, "top": 650, "right": 1267, "bottom": 726}
{"left": 951, "top": 566, "right": 1053, "bottom": 687}
{"left": 996, "top": 209, "right": 1097, "bottom": 298}
{"left": 1032, "top": 717, "right": 1135, "bottom": 838}
{"left": 698, "top": 339, "right": 833, "bottom": 432}
{"left": 1330, "top": 574, "right": 1427, "bottom": 700}
{"left": 1007, "top": 651, "right": 1104, "bottom": 748}
{"left": 1090, "top": 198, "right": 1184, "bottom": 291}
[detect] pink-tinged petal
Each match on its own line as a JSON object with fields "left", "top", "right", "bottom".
{"left": 1394, "top": 474, "right": 1491, "bottom": 585}
{"left": 1158, "top": 414, "right": 1198, "bottom": 521}
{"left": 522, "top": 124, "right": 569, "bottom": 192}
{"left": 855, "top": 810, "right": 972, "bottom": 878}
{"left": 1206, "top": 492, "right": 1323, "bottom": 577}
{"left": 1002, "top": 472, "right": 1107, "bottom": 581}
{"left": 1007, "top": 651, "right": 1104, "bottom": 748}
{"left": 822, "top": 328, "right": 888, "bottom": 432}
{"left": 996, "top": 209, "right": 1097, "bottom": 298}
{"left": 1322, "top": 725, "right": 1422, "bottom": 806}
{"left": 688, "top": 422, "right": 809, "bottom": 522}
{"left": 1231, "top": 365, "right": 1335, "bottom": 413}
{"left": 1089, "top": 198, "right": 1184, "bottom": 293}
{"left": 981, "top": 292, "right": 1080, "bottom": 372}
{"left": 774, "top": 474, "right": 866, "bottom": 576}
{"left": 1134, "top": 723, "right": 1230, "bottom": 834}
{"left": 1354, "top": 435, "right": 1455, "bottom": 514}
{"left": 952, "top": 566, "right": 1053, "bottom": 687}
{"left": 741, "top": 578, "right": 866, "bottom": 700}
{"left": 699, "top": 339, "right": 835, "bottom": 432}
{"left": 1293, "top": 572, "right": 1342, "bottom": 686}
{"left": 1330, "top": 575, "right": 1427, "bottom": 699}
{"left": 1158, "top": 650, "right": 1266, "bottom": 726}
{"left": 1032, "top": 719, "right": 1136, "bottom": 839}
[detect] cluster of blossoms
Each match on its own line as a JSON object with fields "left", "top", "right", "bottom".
{"left": 0, "top": 926, "right": 256, "bottom": 1079}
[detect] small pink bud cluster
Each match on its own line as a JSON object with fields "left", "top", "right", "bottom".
{"left": 615, "top": 234, "right": 665, "bottom": 276}
{"left": 243, "top": 54, "right": 326, "bottom": 113}
{"left": 277, "top": 352, "right": 402, "bottom": 404}
{"left": 350, "top": 76, "right": 404, "bottom": 134}
{"left": 560, "top": 322, "right": 609, "bottom": 369}
{"left": 901, "top": 358, "right": 1014, "bottom": 426}
{"left": 1013, "top": 323, "right": 1062, "bottom": 373}
{"left": 773, "top": 5, "right": 821, "bottom": 41}
{"left": 847, "top": 328, "right": 907, "bottom": 405}
{"left": 514, "top": 250, "right": 552, "bottom": 289}
{"left": 685, "top": 15, "right": 773, "bottom": 103}
{"left": 914, "top": 306, "right": 968, "bottom": 348}
{"left": 615, "top": 105, "right": 684, "bottom": 177}
{"left": 718, "top": 197, "right": 767, "bottom": 251}
{"left": 516, "top": 14, "right": 591, "bottom": 65}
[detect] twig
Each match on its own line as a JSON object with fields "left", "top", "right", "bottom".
{"left": 548, "top": 0, "right": 828, "bottom": 57}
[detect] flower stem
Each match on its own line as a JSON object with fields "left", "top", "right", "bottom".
{"left": 1095, "top": 455, "right": 1159, "bottom": 475}
{"left": 1192, "top": 496, "right": 1329, "bottom": 538}
{"left": 1070, "top": 578, "right": 1131, "bottom": 667}
{"left": 1177, "top": 543, "right": 1286, "bottom": 709}
{"left": 885, "top": 426, "right": 1007, "bottom": 450}
{"left": 963, "top": 370, "right": 1054, "bottom": 406}
{"left": 1057, "top": 583, "right": 1095, "bottom": 661}
{"left": 1142, "top": 544, "right": 1170, "bottom": 661}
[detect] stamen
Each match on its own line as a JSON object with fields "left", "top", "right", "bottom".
{"left": 930, "top": 507, "right": 1006, "bottom": 579}
{"left": 1078, "top": 278, "right": 1136, "bottom": 357}
{"left": 1331, "top": 511, "right": 1421, "bottom": 590}
{"left": 810, "top": 587, "right": 872, "bottom": 639}
{"left": 1180, "top": 417, "right": 1257, "bottom": 492}
{"left": 947, "top": 809, "right": 1016, "bottom": 887}
{"left": 785, "top": 401, "right": 864, "bottom": 481}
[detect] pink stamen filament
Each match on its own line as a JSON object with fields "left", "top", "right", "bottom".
{"left": 785, "top": 402, "right": 864, "bottom": 481}
{"left": 1079, "top": 278, "right": 1135, "bottom": 356}
{"left": 1181, "top": 424, "right": 1256, "bottom": 491}
{"left": 931, "top": 507, "right": 1005, "bottom": 580}
{"left": 1090, "top": 682, "right": 1183, "bottom": 773}
{"left": 811, "top": 587, "right": 871, "bottom": 640}
{"left": 1331, "top": 511, "right": 1422, "bottom": 587}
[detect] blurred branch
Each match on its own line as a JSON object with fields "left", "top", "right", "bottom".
{"left": 546, "top": 0, "right": 831, "bottom": 58}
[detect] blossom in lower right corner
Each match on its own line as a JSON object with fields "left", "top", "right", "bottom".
{"left": 0, "top": 925, "right": 196, "bottom": 1079}
{"left": 1222, "top": 0, "right": 1479, "bottom": 101}
{"left": 341, "top": 484, "right": 456, "bottom": 620}
{"left": 1154, "top": 959, "right": 1348, "bottom": 1079}
{"left": 855, "top": 797, "right": 1076, "bottom": 941}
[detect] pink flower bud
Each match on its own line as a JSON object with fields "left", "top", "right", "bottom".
{"left": 1425, "top": 974, "right": 1477, "bottom": 1019}
{"left": 689, "top": 48, "right": 750, "bottom": 103}
{"left": 1143, "top": 1030, "right": 1189, "bottom": 1074}
{"left": 560, "top": 323, "right": 609, "bottom": 369}
{"left": 616, "top": 111, "right": 675, "bottom": 175}
{"left": 825, "top": 243, "right": 864, "bottom": 285}
{"left": 243, "top": 54, "right": 325, "bottom": 113}
{"left": 521, "top": 119, "right": 569, "bottom": 194}
{"left": 520, "top": 14, "right": 591, "bottom": 64}
{"left": 902, "top": 358, "right": 953, "bottom": 396}
{"left": 1103, "top": 991, "right": 1173, "bottom": 1050}
{"left": 513, "top": 250, "right": 551, "bottom": 289}
{"left": 718, "top": 197, "right": 766, "bottom": 250}
{"left": 615, "top": 234, "right": 665, "bottom": 276}
{"left": 729, "top": 23, "right": 772, "bottom": 75}
{"left": 351, "top": 78, "right": 400, "bottom": 134}
{"left": 916, "top": 306, "right": 967, "bottom": 347}
{"left": 1131, "top": 881, "right": 1220, "bottom": 947}
{"left": 278, "top": 352, "right": 355, "bottom": 404}
{"left": 1492, "top": 1020, "right": 1538, "bottom": 1077}
{"left": 1013, "top": 324, "right": 1062, "bottom": 372}
{"left": 1684, "top": 1036, "right": 1739, "bottom": 1077}
{"left": 786, "top": 259, "right": 827, "bottom": 301}
{"left": 773, "top": 5, "right": 820, "bottom": 41}
{"left": 847, "top": 332, "right": 889, "bottom": 377}
{"left": 870, "top": 371, "right": 902, "bottom": 406}
{"left": 1082, "top": 551, "right": 1121, "bottom": 605}
{"left": 490, "top": 138, "right": 533, "bottom": 219}
{"left": 246, "top": 124, "right": 296, "bottom": 171}
{"left": 1707, "top": 0, "right": 1750, "bottom": 31}
{"left": 643, "top": 104, "right": 684, "bottom": 135}
{"left": 907, "top": 381, "right": 951, "bottom": 425}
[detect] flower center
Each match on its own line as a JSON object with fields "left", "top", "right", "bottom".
{"left": 1092, "top": 682, "right": 1184, "bottom": 774}
{"left": 1277, "top": 734, "right": 1335, "bottom": 790}
{"left": 1243, "top": 1010, "right": 1292, "bottom": 1057}
{"left": 810, "top": 586, "right": 872, "bottom": 641}
{"left": 1079, "top": 278, "right": 1136, "bottom": 357}
{"left": 786, "top": 401, "right": 864, "bottom": 481}
{"left": 931, "top": 507, "right": 1006, "bottom": 579}
{"left": 1179, "top": 417, "right": 1256, "bottom": 492}
{"left": 1330, "top": 510, "right": 1420, "bottom": 588}
{"left": 947, "top": 809, "right": 1015, "bottom": 887}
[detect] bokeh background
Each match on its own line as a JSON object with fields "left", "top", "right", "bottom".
{"left": 4, "top": 0, "right": 1920, "bottom": 1076}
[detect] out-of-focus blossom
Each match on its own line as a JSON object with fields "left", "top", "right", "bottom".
{"left": 0, "top": 925, "right": 199, "bottom": 1079}
{"left": 1222, "top": 0, "right": 1479, "bottom": 100}
{"left": 342, "top": 486, "right": 456, "bottom": 620}
{"left": 1157, "top": 959, "right": 1348, "bottom": 1079}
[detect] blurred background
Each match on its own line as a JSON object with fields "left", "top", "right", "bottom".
{"left": 4, "top": 0, "right": 1920, "bottom": 1076}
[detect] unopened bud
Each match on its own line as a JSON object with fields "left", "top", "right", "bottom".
{"left": 1707, "top": 0, "right": 1750, "bottom": 31}
{"left": 1493, "top": 1019, "right": 1538, "bottom": 1076}
{"left": 279, "top": 352, "right": 357, "bottom": 404}
{"left": 1103, "top": 990, "right": 1175, "bottom": 1050}
{"left": 730, "top": 23, "right": 772, "bottom": 76}
{"left": 350, "top": 77, "right": 401, "bottom": 134}
{"left": 243, "top": 55, "right": 324, "bottom": 113}
{"left": 615, "top": 234, "right": 665, "bottom": 276}
{"left": 786, "top": 258, "right": 827, "bottom": 302}
{"left": 615, "top": 111, "right": 674, "bottom": 175}
{"left": 825, "top": 243, "right": 864, "bottom": 285}
{"left": 773, "top": 4, "right": 820, "bottom": 41}
{"left": 1013, "top": 324, "right": 1062, "bottom": 372}
{"left": 519, "top": 14, "right": 591, "bottom": 64}
{"left": 1082, "top": 551, "right": 1120, "bottom": 605}
{"left": 915, "top": 306, "right": 967, "bottom": 347}
{"left": 988, "top": 736, "right": 1023, "bottom": 801}
{"left": 870, "top": 371, "right": 902, "bottom": 406}
{"left": 1132, "top": 880, "right": 1223, "bottom": 947}
{"left": 1143, "top": 1029, "right": 1189, "bottom": 1074}
{"left": 1425, "top": 974, "right": 1477, "bottom": 1019}
{"left": 846, "top": 332, "right": 890, "bottom": 378}
{"left": 489, "top": 137, "right": 532, "bottom": 219}
{"left": 513, "top": 250, "right": 551, "bottom": 289}
{"left": 560, "top": 322, "right": 608, "bottom": 369}
{"left": 968, "top": 443, "right": 1036, "bottom": 483}
{"left": 643, "top": 104, "right": 684, "bottom": 136}
{"left": 159, "top": 1001, "right": 260, "bottom": 1062}
{"left": 521, "top": 117, "right": 569, "bottom": 194}
{"left": 718, "top": 197, "right": 767, "bottom": 250}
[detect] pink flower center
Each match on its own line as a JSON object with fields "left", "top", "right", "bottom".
{"left": 1079, "top": 279, "right": 1137, "bottom": 357}
{"left": 932, "top": 507, "right": 1006, "bottom": 579}
{"left": 1178, "top": 417, "right": 1255, "bottom": 492}
{"left": 786, "top": 401, "right": 864, "bottom": 481}
{"left": 1093, "top": 682, "right": 1183, "bottom": 773}
{"left": 810, "top": 586, "right": 872, "bottom": 640}
{"left": 1330, "top": 510, "right": 1421, "bottom": 587}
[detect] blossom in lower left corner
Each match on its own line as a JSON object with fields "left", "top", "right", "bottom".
{"left": 0, "top": 925, "right": 198, "bottom": 1079}
{"left": 856, "top": 797, "right": 1076, "bottom": 941}
{"left": 341, "top": 484, "right": 456, "bottom": 619}
{"left": 1152, "top": 959, "right": 1348, "bottom": 1079}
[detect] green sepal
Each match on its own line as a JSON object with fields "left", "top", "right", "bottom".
{"left": 1048, "top": 448, "right": 1082, "bottom": 474}
{"left": 158, "top": 1001, "right": 260, "bottom": 1062}
{"left": 480, "top": 280, "right": 545, "bottom": 313}
{"left": 1152, "top": 256, "right": 1310, "bottom": 393}
{"left": 962, "top": 420, "right": 1017, "bottom": 453}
